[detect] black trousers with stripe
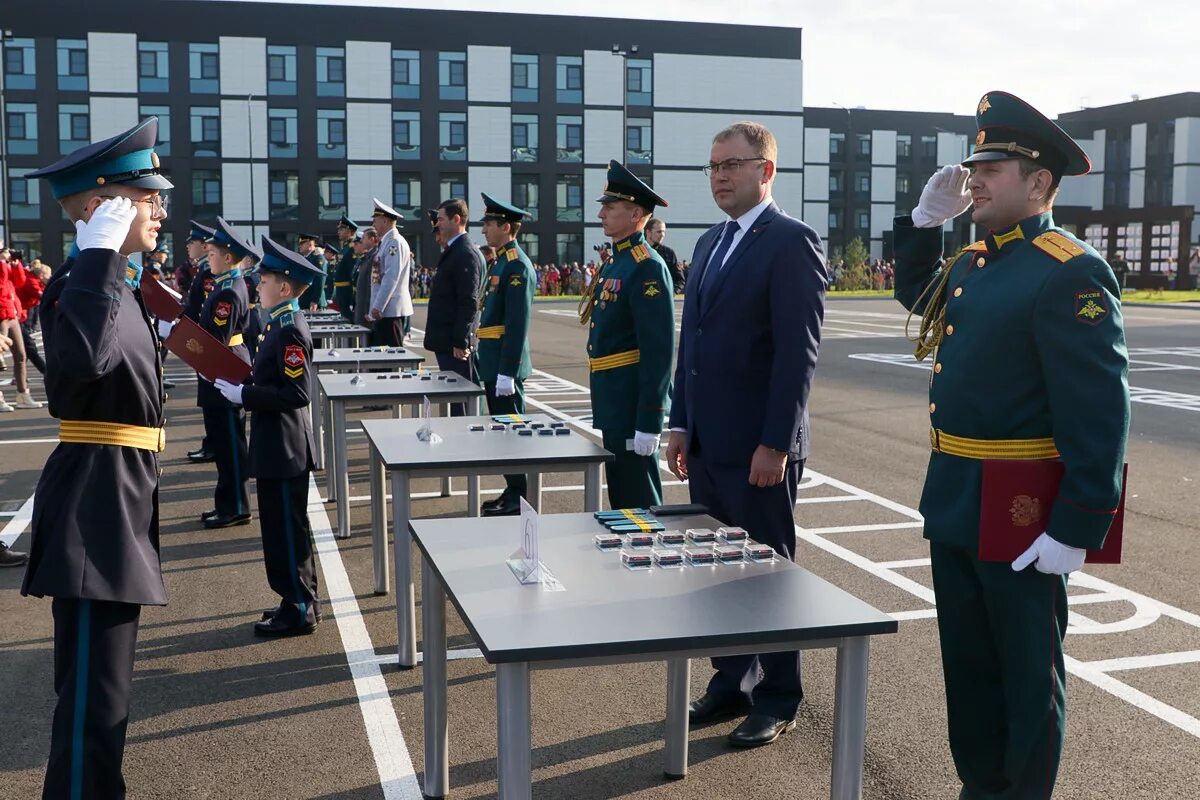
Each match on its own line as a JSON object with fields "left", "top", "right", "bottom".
{"left": 203, "top": 406, "right": 249, "bottom": 517}
{"left": 484, "top": 379, "right": 528, "bottom": 497}
{"left": 256, "top": 474, "right": 320, "bottom": 626}
{"left": 43, "top": 598, "right": 141, "bottom": 800}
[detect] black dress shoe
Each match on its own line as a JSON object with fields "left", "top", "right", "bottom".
{"left": 262, "top": 606, "right": 323, "bottom": 623}
{"left": 688, "top": 692, "right": 750, "bottom": 725}
{"left": 200, "top": 509, "right": 219, "bottom": 522}
{"left": 203, "top": 512, "right": 252, "bottom": 529}
{"left": 727, "top": 713, "right": 796, "bottom": 747}
{"left": 187, "top": 448, "right": 215, "bottom": 463}
{"left": 480, "top": 494, "right": 507, "bottom": 513}
{"left": 163, "top": 379, "right": 177, "bottom": 390}
{"left": 481, "top": 494, "right": 521, "bottom": 517}
{"left": 254, "top": 616, "right": 317, "bottom": 638}
{"left": 0, "top": 542, "right": 28, "bottom": 568}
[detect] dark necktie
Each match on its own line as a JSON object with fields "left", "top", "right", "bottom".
{"left": 700, "top": 220, "right": 740, "bottom": 303}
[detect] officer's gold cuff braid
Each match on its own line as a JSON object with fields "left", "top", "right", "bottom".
{"left": 904, "top": 245, "right": 970, "bottom": 361}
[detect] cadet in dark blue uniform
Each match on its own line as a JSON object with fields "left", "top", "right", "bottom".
{"left": 332, "top": 215, "right": 359, "bottom": 315}
{"left": 475, "top": 193, "right": 535, "bottom": 516}
{"left": 297, "top": 233, "right": 328, "bottom": 311}
{"left": 22, "top": 117, "right": 172, "bottom": 800}
{"left": 198, "top": 218, "right": 257, "bottom": 529}
{"left": 182, "top": 220, "right": 217, "bottom": 463}
{"left": 215, "top": 237, "right": 321, "bottom": 637}
{"left": 582, "top": 161, "right": 675, "bottom": 509}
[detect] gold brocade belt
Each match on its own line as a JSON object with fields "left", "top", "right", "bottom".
{"left": 333, "top": 281, "right": 352, "bottom": 287}
{"left": 228, "top": 333, "right": 244, "bottom": 346}
{"left": 477, "top": 325, "right": 505, "bottom": 339}
{"left": 930, "top": 428, "right": 1059, "bottom": 460}
{"left": 589, "top": 349, "right": 640, "bottom": 372}
{"left": 59, "top": 420, "right": 166, "bottom": 453}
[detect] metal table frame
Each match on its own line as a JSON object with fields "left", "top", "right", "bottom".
{"left": 309, "top": 324, "right": 371, "bottom": 350}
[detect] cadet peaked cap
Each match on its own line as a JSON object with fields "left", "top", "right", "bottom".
{"left": 297, "top": 232, "right": 321, "bottom": 242}
{"left": 257, "top": 236, "right": 324, "bottom": 286}
{"left": 28, "top": 117, "right": 173, "bottom": 200}
{"left": 372, "top": 198, "right": 403, "bottom": 220}
{"left": 596, "top": 160, "right": 667, "bottom": 210}
{"left": 337, "top": 214, "right": 360, "bottom": 231}
{"left": 207, "top": 217, "right": 261, "bottom": 261}
{"left": 962, "top": 91, "right": 1091, "bottom": 178}
{"left": 479, "top": 192, "right": 531, "bottom": 224}
{"left": 187, "top": 220, "right": 215, "bottom": 243}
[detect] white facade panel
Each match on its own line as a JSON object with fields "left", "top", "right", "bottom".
{"left": 1130, "top": 123, "right": 1147, "bottom": 170}
{"left": 346, "top": 41, "right": 391, "bottom": 100}
{"left": 468, "top": 167, "right": 512, "bottom": 215}
{"left": 870, "top": 204, "right": 895, "bottom": 242}
{"left": 89, "top": 97, "right": 139, "bottom": 140}
{"left": 651, "top": 169, "right": 719, "bottom": 226}
{"left": 583, "top": 109, "right": 622, "bottom": 166}
{"left": 1088, "top": 129, "right": 1107, "bottom": 174}
{"left": 803, "top": 202, "right": 829, "bottom": 240}
{"left": 583, "top": 50, "right": 623, "bottom": 107}
{"left": 805, "top": 127, "right": 830, "bottom": 164}
{"left": 871, "top": 130, "right": 897, "bottom": 167}
{"left": 347, "top": 102, "right": 392, "bottom": 161}
{"left": 468, "top": 105, "right": 512, "bottom": 163}
{"left": 653, "top": 112, "right": 805, "bottom": 169}
{"left": 87, "top": 33, "right": 136, "bottom": 93}
{"left": 871, "top": 166, "right": 896, "bottom": 204}
{"left": 773, "top": 173, "right": 804, "bottom": 220}
{"left": 584, "top": 168, "right": 608, "bottom": 226}
{"left": 221, "top": 163, "right": 250, "bottom": 221}
{"left": 654, "top": 54, "right": 802, "bottom": 112}
{"left": 936, "top": 132, "right": 968, "bottom": 167}
{"left": 804, "top": 164, "right": 830, "bottom": 201}
{"left": 1056, "top": 172, "right": 1097, "bottom": 209}
{"left": 218, "top": 37, "right": 266, "bottom": 96}
{"left": 1173, "top": 165, "right": 1200, "bottom": 209}
{"left": 1129, "top": 171, "right": 1146, "bottom": 209}
{"left": 467, "top": 45, "right": 511, "bottom": 103}
{"left": 219, "top": 98, "right": 267, "bottom": 159}
{"left": 1175, "top": 118, "right": 1200, "bottom": 165}
{"left": 348, "top": 164, "right": 393, "bottom": 221}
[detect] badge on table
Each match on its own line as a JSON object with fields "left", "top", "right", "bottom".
{"left": 416, "top": 394, "right": 442, "bottom": 443}
{"left": 506, "top": 498, "right": 564, "bottom": 591}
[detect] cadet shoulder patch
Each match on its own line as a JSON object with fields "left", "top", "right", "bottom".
{"left": 1032, "top": 231, "right": 1086, "bottom": 263}
{"left": 283, "top": 344, "right": 306, "bottom": 378}
{"left": 631, "top": 243, "right": 651, "bottom": 263}
{"left": 642, "top": 279, "right": 662, "bottom": 298}
{"left": 1074, "top": 289, "right": 1109, "bottom": 326}
{"left": 509, "top": 274, "right": 523, "bottom": 287}
{"left": 213, "top": 301, "right": 231, "bottom": 325}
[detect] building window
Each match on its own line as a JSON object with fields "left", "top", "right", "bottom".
{"left": 829, "top": 210, "right": 842, "bottom": 230}
{"left": 318, "top": 173, "right": 347, "bottom": 220}
{"left": 556, "top": 115, "right": 582, "bottom": 163}
{"left": 626, "top": 58, "right": 652, "bottom": 106}
{"left": 856, "top": 211, "right": 870, "bottom": 230}
{"left": 829, "top": 170, "right": 843, "bottom": 194}
{"left": 393, "top": 110, "right": 420, "bottom": 160}
{"left": 896, "top": 133, "right": 912, "bottom": 159}
{"left": 440, "top": 174, "right": 467, "bottom": 201}
{"left": 57, "top": 39, "right": 88, "bottom": 91}
{"left": 626, "top": 120, "right": 652, "bottom": 165}
{"left": 392, "top": 49, "right": 420, "bottom": 99}
{"left": 268, "top": 170, "right": 299, "bottom": 221}
{"left": 512, "top": 174, "right": 539, "bottom": 221}
{"left": 189, "top": 43, "right": 219, "bottom": 93}
{"left": 268, "top": 108, "right": 298, "bottom": 158}
{"left": 9, "top": 168, "right": 39, "bottom": 220}
{"left": 556, "top": 175, "right": 582, "bottom": 222}
{"left": 512, "top": 54, "right": 538, "bottom": 103}
{"left": 58, "top": 103, "right": 89, "bottom": 154}
{"left": 512, "top": 114, "right": 539, "bottom": 162}
{"left": 856, "top": 133, "right": 871, "bottom": 157}
{"left": 192, "top": 169, "right": 222, "bottom": 215}
{"left": 316, "top": 47, "right": 345, "bottom": 97}
{"left": 267, "top": 45, "right": 297, "bottom": 95}
{"left": 920, "top": 135, "right": 937, "bottom": 158}
{"left": 896, "top": 173, "right": 911, "bottom": 195}
{"left": 6, "top": 103, "right": 38, "bottom": 155}
{"left": 555, "top": 232, "right": 582, "bottom": 265}
{"left": 855, "top": 172, "right": 870, "bottom": 193}
{"left": 830, "top": 132, "right": 845, "bottom": 159}
{"left": 555, "top": 56, "right": 582, "bottom": 103}
{"left": 10, "top": 233, "right": 43, "bottom": 263}
{"left": 519, "top": 233, "right": 539, "bottom": 264}
{"left": 393, "top": 173, "right": 421, "bottom": 219}
{"left": 439, "top": 112, "right": 466, "bottom": 161}
{"left": 137, "top": 42, "right": 169, "bottom": 92}
{"left": 190, "top": 106, "right": 220, "bottom": 157}
{"left": 317, "top": 109, "right": 347, "bottom": 159}
{"left": 3, "top": 37, "right": 36, "bottom": 90}
{"left": 438, "top": 51, "right": 466, "bottom": 100}
{"left": 140, "top": 104, "right": 171, "bottom": 156}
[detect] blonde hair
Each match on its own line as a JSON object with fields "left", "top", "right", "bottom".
{"left": 713, "top": 121, "right": 778, "bottom": 163}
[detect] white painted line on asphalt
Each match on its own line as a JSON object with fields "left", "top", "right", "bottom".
{"left": 0, "top": 438, "right": 58, "bottom": 445}
{"left": 1064, "top": 655, "right": 1200, "bottom": 738}
{"left": 876, "top": 558, "right": 933, "bottom": 570}
{"left": 794, "top": 495, "right": 865, "bottom": 505}
{"left": 306, "top": 477, "right": 424, "bottom": 800}
{"left": 889, "top": 608, "right": 938, "bottom": 621}
{"left": 1083, "top": 650, "right": 1200, "bottom": 673}
{"left": 363, "top": 648, "right": 486, "bottom": 667}
{"left": 0, "top": 493, "right": 34, "bottom": 546}
{"left": 799, "top": 521, "right": 926, "bottom": 535}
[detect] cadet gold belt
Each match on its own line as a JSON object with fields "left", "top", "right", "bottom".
{"left": 930, "top": 428, "right": 1059, "bottom": 460}
{"left": 59, "top": 420, "right": 166, "bottom": 453}
{"left": 228, "top": 333, "right": 244, "bottom": 346}
{"left": 477, "top": 325, "right": 505, "bottom": 339}
{"left": 334, "top": 281, "right": 352, "bottom": 287}
{"left": 589, "top": 349, "right": 640, "bottom": 372}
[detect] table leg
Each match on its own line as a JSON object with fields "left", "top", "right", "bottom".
{"left": 392, "top": 471, "right": 417, "bottom": 669}
{"left": 830, "top": 636, "right": 870, "bottom": 800}
{"left": 392, "top": 402, "right": 402, "bottom": 419}
{"left": 664, "top": 657, "right": 690, "bottom": 779}
{"left": 440, "top": 403, "right": 452, "bottom": 497}
{"left": 334, "top": 402, "right": 350, "bottom": 538}
{"left": 312, "top": 371, "right": 324, "bottom": 471}
{"left": 496, "top": 662, "right": 532, "bottom": 800}
{"left": 370, "top": 446, "right": 389, "bottom": 595}
{"left": 527, "top": 472, "right": 542, "bottom": 512}
{"left": 583, "top": 463, "right": 602, "bottom": 512}
{"left": 467, "top": 474, "right": 480, "bottom": 517}
{"left": 422, "top": 558, "right": 449, "bottom": 798}
{"left": 324, "top": 394, "right": 336, "bottom": 500}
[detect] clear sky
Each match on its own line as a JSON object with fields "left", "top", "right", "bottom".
{"left": 236, "top": 0, "right": 1195, "bottom": 117}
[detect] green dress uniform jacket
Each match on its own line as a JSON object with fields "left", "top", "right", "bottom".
{"left": 299, "top": 252, "right": 327, "bottom": 309}
{"left": 332, "top": 244, "right": 356, "bottom": 316}
{"left": 475, "top": 240, "right": 534, "bottom": 384}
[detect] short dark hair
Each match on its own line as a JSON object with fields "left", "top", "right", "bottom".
{"left": 1017, "top": 156, "right": 1061, "bottom": 205}
{"left": 438, "top": 198, "right": 468, "bottom": 224}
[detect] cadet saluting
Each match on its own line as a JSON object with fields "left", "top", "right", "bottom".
{"left": 21, "top": 117, "right": 172, "bottom": 799}
{"left": 332, "top": 214, "right": 359, "bottom": 315}
{"left": 582, "top": 161, "right": 675, "bottom": 509}
{"left": 892, "top": 91, "right": 1130, "bottom": 800}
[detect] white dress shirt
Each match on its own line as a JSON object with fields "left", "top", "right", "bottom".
{"left": 707, "top": 195, "right": 775, "bottom": 274}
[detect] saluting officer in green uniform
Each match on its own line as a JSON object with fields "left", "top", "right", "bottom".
{"left": 892, "top": 91, "right": 1130, "bottom": 800}
{"left": 296, "top": 233, "right": 327, "bottom": 311}
{"left": 582, "top": 161, "right": 675, "bottom": 509}
{"left": 476, "top": 192, "right": 536, "bottom": 516}
{"left": 332, "top": 214, "right": 359, "bottom": 316}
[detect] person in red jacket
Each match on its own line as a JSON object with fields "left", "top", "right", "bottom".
{"left": 0, "top": 248, "right": 41, "bottom": 410}
{"left": 14, "top": 260, "right": 47, "bottom": 375}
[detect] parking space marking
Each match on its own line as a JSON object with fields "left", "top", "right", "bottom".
{"left": 0, "top": 494, "right": 34, "bottom": 547}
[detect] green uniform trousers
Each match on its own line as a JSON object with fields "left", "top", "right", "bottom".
{"left": 600, "top": 430, "right": 662, "bottom": 510}
{"left": 485, "top": 379, "right": 528, "bottom": 497}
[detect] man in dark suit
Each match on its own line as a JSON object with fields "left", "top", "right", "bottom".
{"left": 645, "top": 217, "right": 683, "bottom": 292}
{"left": 423, "top": 198, "right": 483, "bottom": 415}
{"left": 665, "top": 121, "right": 828, "bottom": 748}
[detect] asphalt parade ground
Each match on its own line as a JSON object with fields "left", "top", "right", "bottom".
{"left": 2, "top": 296, "right": 1198, "bottom": 799}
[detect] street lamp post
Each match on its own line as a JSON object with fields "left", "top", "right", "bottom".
{"left": 0, "top": 29, "right": 15, "bottom": 248}
{"left": 833, "top": 101, "right": 853, "bottom": 256}
{"left": 246, "top": 94, "right": 255, "bottom": 237}
{"left": 611, "top": 44, "right": 638, "bottom": 163}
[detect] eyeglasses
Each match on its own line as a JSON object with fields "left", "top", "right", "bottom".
{"left": 701, "top": 157, "right": 768, "bottom": 177}
{"left": 99, "top": 193, "right": 170, "bottom": 215}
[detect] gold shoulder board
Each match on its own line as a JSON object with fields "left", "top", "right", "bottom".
{"left": 1031, "top": 231, "right": 1086, "bottom": 263}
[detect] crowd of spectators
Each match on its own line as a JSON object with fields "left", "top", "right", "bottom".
{"left": 0, "top": 243, "right": 49, "bottom": 411}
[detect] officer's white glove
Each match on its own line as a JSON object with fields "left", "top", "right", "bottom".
{"left": 911, "top": 165, "right": 973, "bottom": 229}
{"left": 157, "top": 319, "right": 175, "bottom": 340}
{"left": 632, "top": 431, "right": 661, "bottom": 457}
{"left": 214, "top": 378, "right": 244, "bottom": 406}
{"left": 495, "top": 374, "right": 515, "bottom": 396}
{"left": 75, "top": 197, "right": 137, "bottom": 252}
{"left": 1012, "top": 532, "right": 1086, "bottom": 575}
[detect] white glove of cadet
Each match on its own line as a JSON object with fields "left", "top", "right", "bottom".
{"left": 157, "top": 319, "right": 175, "bottom": 340}
{"left": 632, "top": 430, "right": 661, "bottom": 457}
{"left": 75, "top": 196, "right": 138, "bottom": 252}
{"left": 911, "top": 165, "right": 973, "bottom": 229}
{"left": 213, "top": 378, "right": 244, "bottom": 406}
{"left": 1012, "top": 532, "right": 1086, "bottom": 575}
{"left": 495, "top": 374, "right": 515, "bottom": 396}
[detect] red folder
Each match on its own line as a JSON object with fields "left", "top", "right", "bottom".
{"left": 165, "top": 316, "right": 251, "bottom": 384}
{"left": 140, "top": 273, "right": 184, "bottom": 321}
{"left": 978, "top": 460, "right": 1127, "bottom": 564}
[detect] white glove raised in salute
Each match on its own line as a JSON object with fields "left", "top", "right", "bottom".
{"left": 75, "top": 197, "right": 137, "bottom": 252}
{"left": 1012, "top": 532, "right": 1086, "bottom": 575}
{"left": 911, "top": 165, "right": 973, "bottom": 229}
{"left": 495, "top": 374, "right": 515, "bottom": 397}
{"left": 213, "top": 378, "right": 244, "bottom": 406}
{"left": 632, "top": 431, "right": 661, "bottom": 457}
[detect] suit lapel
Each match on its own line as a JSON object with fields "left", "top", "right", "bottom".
{"left": 688, "top": 226, "right": 719, "bottom": 307}
{"left": 700, "top": 203, "right": 780, "bottom": 317}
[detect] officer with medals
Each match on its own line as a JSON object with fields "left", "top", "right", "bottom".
{"left": 367, "top": 198, "right": 414, "bottom": 346}
{"left": 21, "top": 117, "right": 171, "bottom": 799}
{"left": 332, "top": 214, "right": 359, "bottom": 315}
{"left": 214, "top": 237, "right": 321, "bottom": 637}
{"left": 183, "top": 220, "right": 217, "bottom": 463}
{"left": 582, "top": 161, "right": 675, "bottom": 508}
{"left": 892, "top": 91, "right": 1130, "bottom": 800}
{"left": 296, "top": 233, "right": 327, "bottom": 311}
{"left": 475, "top": 193, "right": 535, "bottom": 516}
{"left": 195, "top": 218, "right": 257, "bottom": 529}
